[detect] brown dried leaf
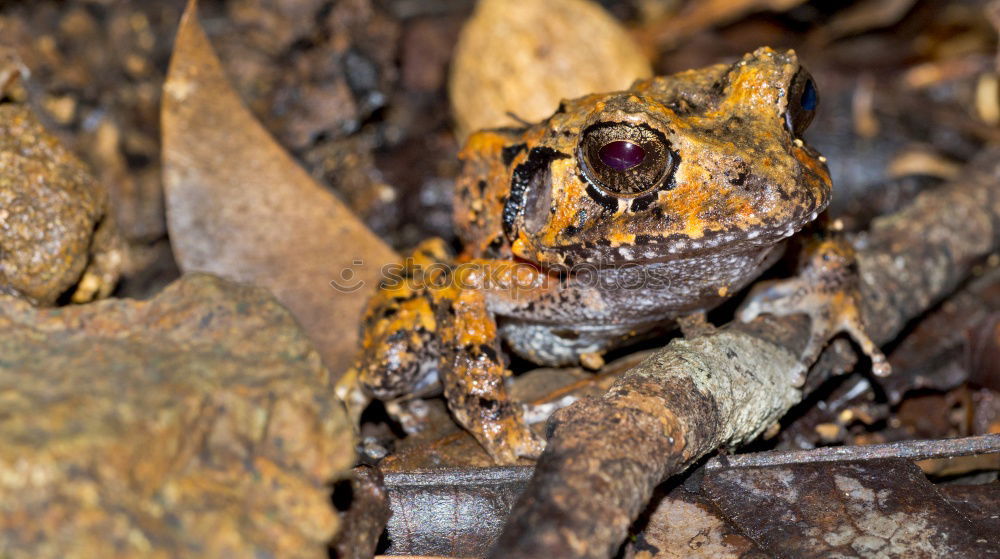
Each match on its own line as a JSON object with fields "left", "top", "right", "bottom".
{"left": 449, "top": 0, "right": 651, "bottom": 139}
{"left": 939, "top": 484, "right": 1000, "bottom": 535}
{"left": 625, "top": 487, "right": 766, "bottom": 559}
{"left": 703, "top": 458, "right": 998, "bottom": 557}
{"left": 162, "top": 0, "right": 397, "bottom": 377}
{"left": 382, "top": 466, "right": 533, "bottom": 556}
{"left": 378, "top": 440, "right": 1000, "bottom": 557}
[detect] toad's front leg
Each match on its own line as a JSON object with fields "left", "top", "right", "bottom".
{"left": 437, "top": 285, "right": 544, "bottom": 463}
{"left": 338, "top": 239, "right": 543, "bottom": 464}
{"left": 738, "top": 236, "right": 890, "bottom": 385}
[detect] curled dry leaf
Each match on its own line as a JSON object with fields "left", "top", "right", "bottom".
{"left": 382, "top": 466, "right": 533, "bottom": 557}
{"left": 162, "top": 0, "right": 398, "bottom": 377}
{"left": 449, "top": 0, "right": 651, "bottom": 140}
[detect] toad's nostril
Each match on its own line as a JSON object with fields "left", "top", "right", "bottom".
{"left": 599, "top": 141, "right": 645, "bottom": 171}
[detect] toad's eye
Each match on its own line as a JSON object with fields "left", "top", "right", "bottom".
{"left": 785, "top": 69, "right": 818, "bottom": 136}
{"left": 599, "top": 141, "right": 645, "bottom": 170}
{"left": 579, "top": 123, "right": 675, "bottom": 196}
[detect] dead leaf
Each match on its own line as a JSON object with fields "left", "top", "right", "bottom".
{"left": 162, "top": 0, "right": 398, "bottom": 377}
{"left": 382, "top": 466, "right": 532, "bottom": 556}
{"left": 703, "top": 458, "right": 998, "bottom": 557}
{"left": 449, "top": 0, "right": 651, "bottom": 140}
{"left": 624, "top": 487, "right": 766, "bottom": 559}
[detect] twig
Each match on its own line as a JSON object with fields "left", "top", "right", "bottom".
{"left": 707, "top": 434, "right": 1000, "bottom": 470}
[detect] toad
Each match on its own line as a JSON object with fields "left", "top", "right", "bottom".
{"left": 338, "top": 47, "right": 886, "bottom": 463}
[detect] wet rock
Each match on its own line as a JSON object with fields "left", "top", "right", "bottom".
{"left": 0, "top": 273, "right": 354, "bottom": 558}
{"left": 0, "top": 102, "right": 121, "bottom": 305}
{"left": 0, "top": 2, "right": 184, "bottom": 245}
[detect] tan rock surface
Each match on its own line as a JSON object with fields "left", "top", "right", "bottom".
{"left": 0, "top": 273, "right": 354, "bottom": 559}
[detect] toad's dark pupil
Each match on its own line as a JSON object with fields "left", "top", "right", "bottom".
{"left": 800, "top": 79, "right": 817, "bottom": 111}
{"left": 598, "top": 141, "right": 645, "bottom": 171}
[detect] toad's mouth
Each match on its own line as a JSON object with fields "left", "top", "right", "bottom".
{"left": 521, "top": 218, "right": 817, "bottom": 269}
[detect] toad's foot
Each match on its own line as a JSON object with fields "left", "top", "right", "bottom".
{"left": 678, "top": 311, "right": 717, "bottom": 339}
{"left": 738, "top": 237, "right": 889, "bottom": 385}
{"left": 335, "top": 366, "right": 370, "bottom": 427}
{"left": 443, "top": 350, "right": 545, "bottom": 463}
